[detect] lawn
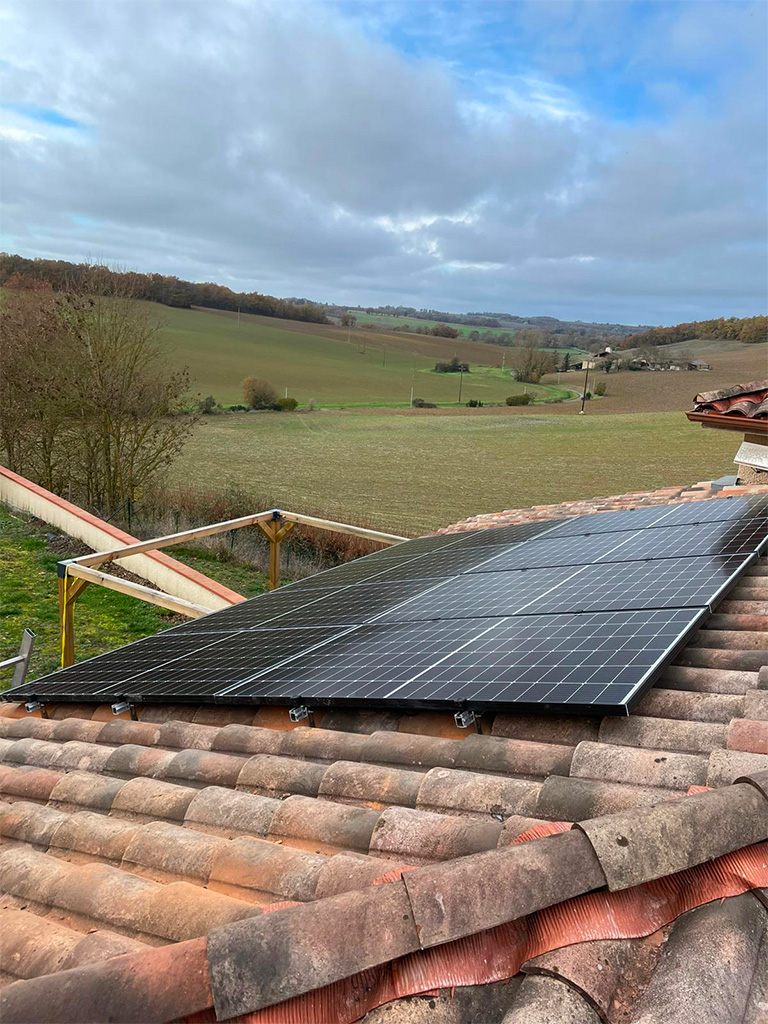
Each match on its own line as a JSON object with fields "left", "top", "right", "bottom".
{"left": 174, "top": 408, "right": 739, "bottom": 536}
{"left": 0, "top": 507, "right": 170, "bottom": 682}
{"left": 156, "top": 304, "right": 570, "bottom": 407}
{"left": 0, "top": 508, "right": 271, "bottom": 683}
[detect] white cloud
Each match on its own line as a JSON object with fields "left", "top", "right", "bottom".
{"left": 0, "top": 0, "right": 765, "bottom": 323}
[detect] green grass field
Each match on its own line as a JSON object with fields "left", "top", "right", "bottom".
{"left": 156, "top": 304, "right": 573, "bottom": 406}
{"left": 175, "top": 408, "right": 739, "bottom": 535}
{"left": 350, "top": 311, "right": 513, "bottom": 338}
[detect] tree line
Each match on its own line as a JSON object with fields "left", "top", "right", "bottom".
{"left": 0, "top": 253, "right": 329, "bottom": 325}
{"left": 621, "top": 316, "right": 767, "bottom": 349}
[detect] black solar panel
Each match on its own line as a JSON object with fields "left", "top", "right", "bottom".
{"left": 649, "top": 495, "right": 768, "bottom": 528}
{"left": 451, "top": 520, "right": 562, "bottom": 547}
{"left": 231, "top": 619, "right": 496, "bottom": 702}
{"left": 225, "top": 609, "right": 705, "bottom": 714}
{"left": 374, "top": 567, "right": 570, "bottom": 622}
{"left": 5, "top": 499, "right": 764, "bottom": 717}
{"left": 396, "top": 609, "right": 705, "bottom": 713}
{"left": 519, "top": 555, "right": 752, "bottom": 614}
{"left": 547, "top": 505, "right": 675, "bottom": 538}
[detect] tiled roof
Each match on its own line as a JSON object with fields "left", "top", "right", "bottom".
{"left": 1, "top": 487, "right": 767, "bottom": 1023}
{"left": 438, "top": 479, "right": 768, "bottom": 534}
{"left": 687, "top": 380, "right": 768, "bottom": 433}
{"left": 694, "top": 380, "right": 768, "bottom": 418}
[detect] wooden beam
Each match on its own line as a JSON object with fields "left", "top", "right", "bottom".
{"left": 66, "top": 564, "right": 214, "bottom": 618}
{"left": 67, "top": 508, "right": 407, "bottom": 574}
{"left": 70, "top": 509, "right": 278, "bottom": 568}
{"left": 276, "top": 511, "right": 407, "bottom": 545}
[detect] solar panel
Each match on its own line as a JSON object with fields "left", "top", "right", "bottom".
{"left": 225, "top": 609, "right": 705, "bottom": 714}
{"left": 518, "top": 555, "right": 752, "bottom": 614}
{"left": 450, "top": 521, "right": 563, "bottom": 547}
{"left": 374, "top": 567, "right": 571, "bottom": 622}
{"left": 547, "top": 505, "right": 676, "bottom": 538}
{"left": 395, "top": 609, "right": 705, "bottom": 713}
{"left": 5, "top": 499, "right": 764, "bottom": 717}
{"left": 649, "top": 494, "right": 768, "bottom": 528}
{"left": 470, "top": 519, "right": 767, "bottom": 572}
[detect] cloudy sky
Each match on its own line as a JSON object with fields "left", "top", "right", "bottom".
{"left": 1, "top": 0, "right": 766, "bottom": 325}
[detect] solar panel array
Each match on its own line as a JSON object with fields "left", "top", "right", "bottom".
{"left": 6, "top": 494, "right": 766, "bottom": 716}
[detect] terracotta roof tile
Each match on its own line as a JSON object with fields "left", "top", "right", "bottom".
{"left": 575, "top": 784, "right": 768, "bottom": 890}
{"left": 268, "top": 794, "right": 380, "bottom": 853}
{"left": 416, "top": 766, "right": 541, "bottom": 818}
{"left": 502, "top": 974, "right": 601, "bottom": 1024}
{"left": 692, "top": 379, "right": 768, "bottom": 418}
{"left": 627, "top": 895, "right": 766, "bottom": 1024}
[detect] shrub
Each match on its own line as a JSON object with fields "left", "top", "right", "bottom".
{"left": 412, "top": 397, "right": 436, "bottom": 408}
{"left": 594, "top": 381, "right": 606, "bottom": 397}
{"left": 307, "top": 399, "right": 316, "bottom": 411}
{"left": 505, "top": 393, "right": 532, "bottom": 406}
{"left": 429, "top": 324, "right": 460, "bottom": 338}
{"left": 466, "top": 399, "right": 483, "bottom": 407}
{"left": 242, "top": 377, "right": 278, "bottom": 409}
{"left": 198, "top": 395, "right": 218, "bottom": 414}
{"left": 434, "top": 357, "right": 469, "bottom": 373}
{"left": 277, "top": 397, "right": 299, "bottom": 411}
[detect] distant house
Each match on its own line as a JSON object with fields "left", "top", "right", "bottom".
{"left": 670, "top": 357, "right": 712, "bottom": 371}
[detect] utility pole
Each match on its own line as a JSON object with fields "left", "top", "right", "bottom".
{"left": 580, "top": 361, "right": 591, "bottom": 414}
{"left": 501, "top": 351, "right": 506, "bottom": 373}
{"left": 409, "top": 386, "right": 414, "bottom": 408}
{"left": 458, "top": 366, "right": 464, "bottom": 403}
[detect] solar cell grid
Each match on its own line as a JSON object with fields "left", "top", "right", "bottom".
{"left": 374, "top": 567, "right": 575, "bottom": 622}
{"left": 468, "top": 530, "right": 637, "bottom": 572}
{"left": 242, "top": 579, "right": 445, "bottom": 627}
{"left": 548, "top": 505, "right": 674, "bottom": 538}
{"left": 651, "top": 495, "right": 768, "bottom": 528}
{"left": 362, "top": 534, "right": 468, "bottom": 558}
{"left": 519, "top": 555, "right": 752, "bottom": 614}
{"left": 286, "top": 554, "right": 427, "bottom": 589}
{"left": 368, "top": 544, "right": 506, "bottom": 582}
{"left": 595, "top": 519, "right": 767, "bottom": 563}
{"left": 399, "top": 609, "right": 703, "bottom": 709}
{"left": 451, "top": 520, "right": 562, "bottom": 547}
{"left": 232, "top": 619, "right": 498, "bottom": 702}
{"left": 175, "top": 586, "right": 332, "bottom": 633}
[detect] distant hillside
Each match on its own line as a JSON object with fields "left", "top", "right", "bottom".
{"left": 0, "top": 253, "right": 329, "bottom": 325}
{"left": 621, "top": 316, "right": 766, "bottom": 349}
{"left": 332, "top": 303, "right": 648, "bottom": 342}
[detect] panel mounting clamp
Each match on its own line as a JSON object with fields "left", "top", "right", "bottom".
{"left": 24, "top": 700, "right": 49, "bottom": 718}
{"left": 454, "top": 709, "right": 481, "bottom": 732}
{"left": 111, "top": 701, "right": 139, "bottom": 720}
{"left": 289, "top": 705, "right": 315, "bottom": 727}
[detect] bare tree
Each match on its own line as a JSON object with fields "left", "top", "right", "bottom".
{"left": 0, "top": 275, "right": 197, "bottom": 514}
{"left": 506, "top": 337, "right": 557, "bottom": 383}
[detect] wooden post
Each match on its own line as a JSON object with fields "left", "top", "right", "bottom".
{"left": 258, "top": 520, "right": 294, "bottom": 590}
{"left": 59, "top": 573, "right": 90, "bottom": 668}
